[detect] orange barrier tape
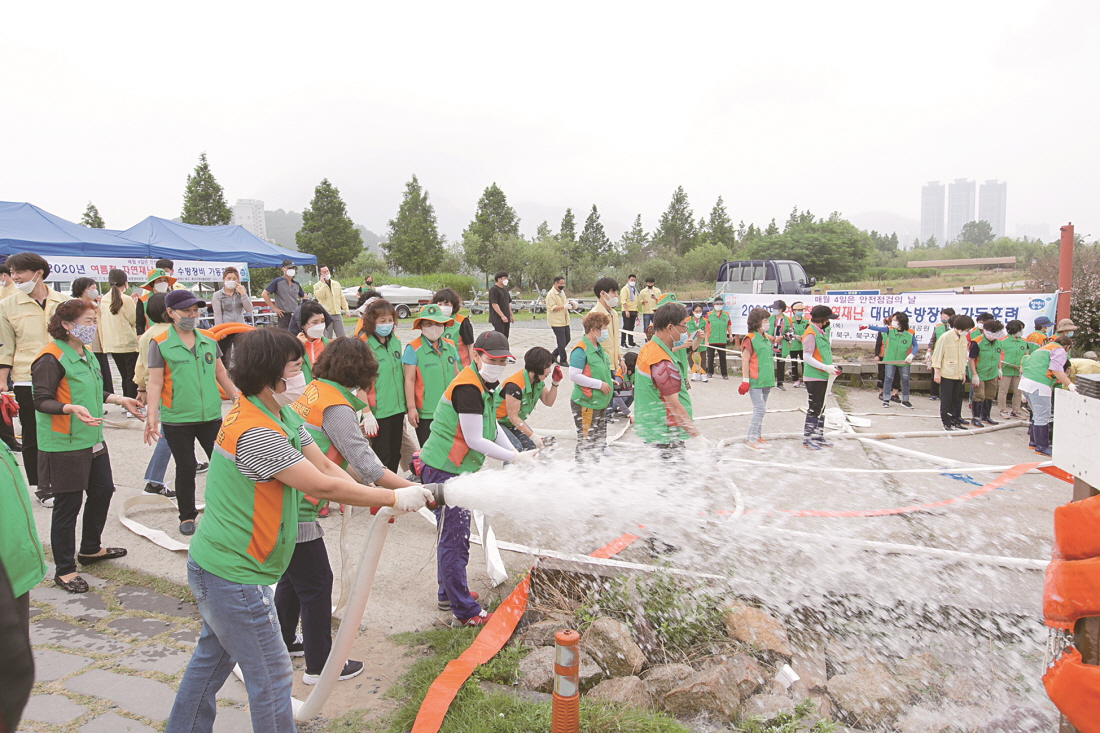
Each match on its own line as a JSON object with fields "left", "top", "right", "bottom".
{"left": 1043, "top": 556, "right": 1100, "bottom": 630}
{"left": 589, "top": 533, "right": 639, "bottom": 559}
{"left": 1053, "top": 494, "right": 1100, "bottom": 561}
{"left": 1043, "top": 646, "right": 1100, "bottom": 733}
{"left": 745, "top": 462, "right": 1039, "bottom": 518}
{"left": 1039, "top": 465, "right": 1074, "bottom": 484}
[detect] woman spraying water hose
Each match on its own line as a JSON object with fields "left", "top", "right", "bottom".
{"left": 740, "top": 307, "right": 777, "bottom": 450}
{"left": 496, "top": 346, "right": 560, "bottom": 452}
{"left": 165, "top": 329, "right": 433, "bottom": 733}
{"left": 419, "top": 331, "right": 537, "bottom": 626}
{"left": 801, "top": 305, "right": 841, "bottom": 451}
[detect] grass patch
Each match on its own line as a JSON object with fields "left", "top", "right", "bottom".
{"left": 735, "top": 700, "right": 837, "bottom": 732}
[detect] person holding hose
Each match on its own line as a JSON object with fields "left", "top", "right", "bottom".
{"left": 1018, "top": 331, "right": 1076, "bottom": 457}
{"left": 33, "top": 299, "right": 144, "bottom": 593}
{"left": 419, "top": 331, "right": 537, "bottom": 626}
{"left": 143, "top": 290, "right": 239, "bottom": 536}
{"left": 356, "top": 298, "right": 406, "bottom": 472}
{"left": 859, "top": 311, "right": 918, "bottom": 409}
{"left": 165, "top": 328, "right": 433, "bottom": 733}
{"left": 704, "top": 297, "right": 732, "bottom": 380}
{"left": 279, "top": 337, "right": 438, "bottom": 685}
{"left": 569, "top": 311, "right": 614, "bottom": 461}
{"left": 967, "top": 318, "right": 1006, "bottom": 427}
{"left": 432, "top": 288, "right": 475, "bottom": 367}
{"left": 931, "top": 314, "right": 974, "bottom": 431}
{"left": 402, "top": 304, "right": 460, "bottom": 448}
{"left": 496, "top": 346, "right": 560, "bottom": 451}
{"left": 801, "top": 305, "right": 842, "bottom": 450}
{"left": 740, "top": 307, "right": 776, "bottom": 450}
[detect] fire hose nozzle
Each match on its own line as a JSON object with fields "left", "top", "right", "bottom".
{"left": 425, "top": 482, "right": 447, "bottom": 509}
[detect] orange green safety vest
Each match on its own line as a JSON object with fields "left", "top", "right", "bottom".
{"left": 34, "top": 340, "right": 105, "bottom": 453}
{"left": 405, "top": 335, "right": 460, "bottom": 419}
{"left": 1022, "top": 342, "right": 1062, "bottom": 387}
{"left": 998, "top": 335, "right": 1029, "bottom": 376}
{"left": 971, "top": 332, "right": 999, "bottom": 381}
{"left": 495, "top": 369, "right": 541, "bottom": 428}
{"left": 444, "top": 313, "right": 472, "bottom": 367}
{"left": 705, "top": 311, "right": 731, "bottom": 344}
{"left": 882, "top": 328, "right": 915, "bottom": 363}
{"left": 787, "top": 317, "right": 807, "bottom": 353}
{"left": 189, "top": 395, "right": 305, "bottom": 585}
{"left": 767, "top": 313, "right": 792, "bottom": 355}
{"left": 365, "top": 332, "right": 406, "bottom": 419}
{"left": 419, "top": 366, "right": 498, "bottom": 474}
{"left": 741, "top": 332, "right": 775, "bottom": 389}
{"left": 802, "top": 324, "right": 833, "bottom": 379}
{"left": 633, "top": 337, "right": 692, "bottom": 444}
{"left": 686, "top": 316, "right": 706, "bottom": 353}
{"left": 1026, "top": 330, "right": 1050, "bottom": 349}
{"left": 570, "top": 335, "right": 612, "bottom": 410}
{"left": 151, "top": 326, "right": 223, "bottom": 424}
{"left": 300, "top": 336, "right": 328, "bottom": 383}
{"left": 0, "top": 443, "right": 46, "bottom": 597}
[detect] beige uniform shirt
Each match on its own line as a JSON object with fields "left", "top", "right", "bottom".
{"left": 0, "top": 287, "right": 68, "bottom": 383}
{"left": 545, "top": 288, "right": 570, "bottom": 328}
{"left": 98, "top": 293, "right": 139, "bottom": 353}
{"left": 619, "top": 284, "right": 639, "bottom": 313}
{"left": 312, "top": 278, "right": 348, "bottom": 316}
{"left": 134, "top": 323, "right": 171, "bottom": 390}
{"left": 638, "top": 286, "right": 662, "bottom": 314}
{"left": 930, "top": 329, "right": 968, "bottom": 381}
{"left": 591, "top": 300, "right": 622, "bottom": 368}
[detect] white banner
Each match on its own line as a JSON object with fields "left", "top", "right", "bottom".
{"left": 46, "top": 257, "right": 250, "bottom": 283}
{"left": 717, "top": 291, "right": 1058, "bottom": 344}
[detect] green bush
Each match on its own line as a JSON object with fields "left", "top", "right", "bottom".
{"left": 864, "top": 266, "right": 937, "bottom": 280}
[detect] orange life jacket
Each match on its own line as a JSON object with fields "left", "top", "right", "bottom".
{"left": 1043, "top": 556, "right": 1100, "bottom": 630}
{"left": 1043, "top": 646, "right": 1100, "bottom": 733}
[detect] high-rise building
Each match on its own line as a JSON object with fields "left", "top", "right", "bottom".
{"left": 978, "top": 180, "right": 1007, "bottom": 238}
{"left": 231, "top": 199, "right": 267, "bottom": 240}
{"left": 946, "top": 178, "right": 976, "bottom": 243}
{"left": 920, "top": 182, "right": 945, "bottom": 245}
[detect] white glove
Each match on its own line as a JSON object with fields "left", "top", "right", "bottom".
{"left": 510, "top": 449, "right": 540, "bottom": 466}
{"left": 904, "top": 353, "right": 914, "bottom": 364}
{"left": 685, "top": 435, "right": 715, "bottom": 453}
{"left": 1069, "top": 383, "right": 1079, "bottom": 393}
{"left": 361, "top": 411, "right": 379, "bottom": 437}
{"left": 391, "top": 486, "right": 434, "bottom": 512}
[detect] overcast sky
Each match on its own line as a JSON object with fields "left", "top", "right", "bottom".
{"left": 3, "top": 1, "right": 1097, "bottom": 245}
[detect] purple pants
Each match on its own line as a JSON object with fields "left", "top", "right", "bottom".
{"left": 422, "top": 465, "right": 482, "bottom": 621}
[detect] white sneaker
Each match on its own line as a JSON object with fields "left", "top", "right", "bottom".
{"left": 701, "top": 374, "right": 710, "bottom": 382}
{"left": 602, "top": 447, "right": 617, "bottom": 457}
{"left": 37, "top": 496, "right": 55, "bottom": 509}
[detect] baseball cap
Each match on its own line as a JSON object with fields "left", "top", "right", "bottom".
{"left": 770, "top": 300, "right": 786, "bottom": 311}
{"left": 809, "top": 305, "right": 839, "bottom": 321}
{"left": 1034, "top": 316, "right": 1053, "bottom": 328}
{"left": 473, "top": 331, "right": 512, "bottom": 358}
{"left": 164, "top": 289, "right": 206, "bottom": 311}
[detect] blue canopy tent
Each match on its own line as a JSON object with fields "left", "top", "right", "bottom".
{"left": 120, "top": 217, "right": 315, "bottom": 268}
{"left": 0, "top": 201, "right": 153, "bottom": 257}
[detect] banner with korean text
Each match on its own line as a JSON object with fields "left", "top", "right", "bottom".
{"left": 46, "top": 257, "right": 249, "bottom": 284}
{"left": 717, "top": 291, "right": 1057, "bottom": 344}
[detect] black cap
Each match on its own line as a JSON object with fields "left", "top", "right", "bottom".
{"left": 473, "top": 331, "right": 512, "bottom": 358}
{"left": 164, "top": 289, "right": 206, "bottom": 310}
{"left": 809, "top": 305, "right": 839, "bottom": 321}
{"left": 770, "top": 300, "right": 787, "bottom": 311}
{"left": 281, "top": 259, "right": 294, "bottom": 268}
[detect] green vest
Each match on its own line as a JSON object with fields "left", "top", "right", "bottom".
{"left": 705, "top": 311, "right": 731, "bottom": 344}
{"left": 687, "top": 316, "right": 706, "bottom": 352}
{"left": 496, "top": 370, "right": 541, "bottom": 428}
{"left": 767, "top": 314, "right": 793, "bottom": 356}
{"left": 408, "top": 336, "right": 460, "bottom": 419}
{"left": 998, "top": 335, "right": 1028, "bottom": 376}
{"left": 0, "top": 444, "right": 46, "bottom": 597}
{"left": 973, "top": 335, "right": 999, "bottom": 381}
{"left": 36, "top": 340, "right": 105, "bottom": 453}
{"left": 746, "top": 333, "right": 775, "bottom": 389}
{"left": 570, "top": 336, "right": 613, "bottom": 410}
{"left": 932, "top": 322, "right": 950, "bottom": 343}
{"left": 189, "top": 396, "right": 304, "bottom": 585}
{"left": 634, "top": 338, "right": 692, "bottom": 444}
{"left": 367, "top": 333, "right": 406, "bottom": 418}
{"left": 788, "top": 318, "right": 806, "bottom": 352}
{"left": 1022, "top": 345, "right": 1059, "bottom": 387}
{"left": 802, "top": 324, "right": 833, "bottom": 379}
{"left": 420, "top": 366, "right": 498, "bottom": 474}
{"left": 154, "top": 327, "right": 223, "bottom": 424}
{"left": 882, "top": 329, "right": 915, "bottom": 363}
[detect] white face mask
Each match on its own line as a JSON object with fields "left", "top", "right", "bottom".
{"left": 224, "top": 280, "right": 238, "bottom": 291}
{"left": 305, "top": 323, "right": 326, "bottom": 339}
{"left": 438, "top": 305, "right": 453, "bottom": 316}
{"left": 714, "top": 304, "right": 723, "bottom": 311}
{"left": 153, "top": 281, "right": 169, "bottom": 293}
{"left": 84, "top": 288, "right": 99, "bottom": 300}
{"left": 421, "top": 324, "right": 445, "bottom": 341}
{"left": 891, "top": 321, "right": 900, "bottom": 329}
{"left": 286, "top": 268, "right": 296, "bottom": 278}
{"left": 501, "top": 279, "right": 509, "bottom": 287}
{"left": 598, "top": 328, "right": 609, "bottom": 343}
{"left": 272, "top": 371, "right": 307, "bottom": 407}
{"left": 479, "top": 362, "right": 506, "bottom": 383}
{"left": 606, "top": 295, "right": 619, "bottom": 308}
{"left": 15, "top": 276, "right": 38, "bottom": 295}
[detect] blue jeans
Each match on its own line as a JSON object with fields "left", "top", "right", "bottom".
{"left": 142, "top": 426, "right": 171, "bottom": 487}
{"left": 883, "top": 364, "right": 910, "bottom": 402}
{"left": 502, "top": 424, "right": 537, "bottom": 452}
{"left": 747, "top": 387, "right": 771, "bottom": 441}
{"left": 642, "top": 314, "right": 653, "bottom": 333}
{"left": 166, "top": 557, "right": 295, "bottom": 733}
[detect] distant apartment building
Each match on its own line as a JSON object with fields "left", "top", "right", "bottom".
{"left": 231, "top": 199, "right": 267, "bottom": 240}
{"left": 920, "top": 182, "right": 946, "bottom": 244}
{"left": 946, "top": 179, "right": 976, "bottom": 243}
{"left": 978, "top": 180, "right": 1007, "bottom": 238}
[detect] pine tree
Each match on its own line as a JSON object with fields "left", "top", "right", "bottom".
{"left": 296, "top": 179, "right": 363, "bottom": 271}
{"left": 578, "top": 205, "right": 611, "bottom": 261}
{"left": 559, "top": 208, "right": 576, "bottom": 244}
{"left": 707, "top": 196, "right": 736, "bottom": 249}
{"left": 619, "top": 214, "right": 649, "bottom": 262}
{"left": 384, "top": 175, "right": 445, "bottom": 274}
{"left": 764, "top": 218, "right": 780, "bottom": 236}
{"left": 651, "top": 186, "right": 696, "bottom": 255}
{"left": 81, "top": 202, "right": 105, "bottom": 229}
{"left": 462, "top": 183, "right": 521, "bottom": 273}
{"left": 536, "top": 221, "right": 553, "bottom": 239}
{"left": 180, "top": 153, "right": 232, "bottom": 226}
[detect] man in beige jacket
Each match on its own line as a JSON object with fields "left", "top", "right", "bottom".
{"left": 930, "top": 314, "right": 974, "bottom": 432}
{"left": 311, "top": 265, "right": 350, "bottom": 338}
{"left": 591, "top": 277, "right": 625, "bottom": 374}
{"left": 0, "top": 252, "right": 67, "bottom": 501}
{"left": 618, "top": 274, "right": 639, "bottom": 348}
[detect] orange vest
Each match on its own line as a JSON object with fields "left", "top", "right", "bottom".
{"left": 289, "top": 379, "right": 351, "bottom": 466}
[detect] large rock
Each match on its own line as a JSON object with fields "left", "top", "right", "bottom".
{"left": 520, "top": 619, "right": 568, "bottom": 647}
{"left": 894, "top": 653, "right": 944, "bottom": 696}
{"left": 790, "top": 648, "right": 828, "bottom": 694}
{"left": 740, "top": 693, "right": 797, "bottom": 719}
{"left": 581, "top": 617, "right": 645, "bottom": 677}
{"left": 827, "top": 661, "right": 910, "bottom": 728}
{"left": 586, "top": 676, "right": 653, "bottom": 709}
{"left": 640, "top": 663, "right": 694, "bottom": 699}
{"left": 517, "top": 645, "right": 604, "bottom": 693}
{"left": 896, "top": 706, "right": 965, "bottom": 733}
{"left": 663, "top": 654, "right": 764, "bottom": 721}
{"left": 722, "top": 602, "right": 792, "bottom": 660}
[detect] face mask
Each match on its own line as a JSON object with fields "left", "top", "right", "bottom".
{"left": 714, "top": 304, "right": 723, "bottom": 312}
{"left": 286, "top": 268, "right": 296, "bottom": 278}
{"left": 272, "top": 372, "right": 307, "bottom": 407}
{"left": 374, "top": 322, "right": 394, "bottom": 337}
{"left": 1065, "top": 331, "right": 1075, "bottom": 338}
{"left": 674, "top": 328, "right": 688, "bottom": 347}
{"left": 82, "top": 288, "right": 98, "bottom": 300}
{"left": 69, "top": 324, "right": 97, "bottom": 345}
{"left": 366, "top": 280, "right": 373, "bottom": 287}
{"left": 598, "top": 328, "right": 609, "bottom": 343}
{"left": 322, "top": 274, "right": 330, "bottom": 282}
{"left": 224, "top": 280, "right": 238, "bottom": 291}
{"left": 891, "top": 321, "right": 900, "bottom": 329}
{"left": 941, "top": 315, "right": 950, "bottom": 323}
{"left": 479, "top": 362, "right": 506, "bottom": 383}
{"left": 693, "top": 312, "right": 702, "bottom": 319}
{"left": 421, "top": 324, "right": 445, "bottom": 341}
{"left": 305, "top": 323, "right": 326, "bottom": 339}
{"left": 15, "top": 276, "right": 38, "bottom": 295}
{"left": 438, "top": 305, "right": 453, "bottom": 316}
{"left": 501, "top": 279, "right": 509, "bottom": 287}
{"left": 607, "top": 295, "right": 619, "bottom": 308}
{"left": 154, "top": 281, "right": 170, "bottom": 293}
{"left": 176, "top": 316, "right": 198, "bottom": 331}
{"left": 556, "top": 284, "right": 564, "bottom": 291}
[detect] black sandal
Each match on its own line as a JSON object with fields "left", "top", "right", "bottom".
{"left": 55, "top": 575, "right": 89, "bottom": 594}
{"left": 78, "top": 548, "right": 127, "bottom": 564}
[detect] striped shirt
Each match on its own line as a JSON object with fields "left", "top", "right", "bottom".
{"left": 236, "top": 425, "right": 314, "bottom": 482}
